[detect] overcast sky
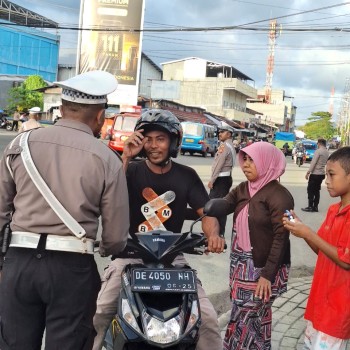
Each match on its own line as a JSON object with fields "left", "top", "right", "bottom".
{"left": 8, "top": 0, "right": 350, "bottom": 125}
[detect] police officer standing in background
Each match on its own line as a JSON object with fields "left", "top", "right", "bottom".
{"left": 0, "top": 70, "right": 129, "bottom": 350}
{"left": 208, "top": 123, "right": 236, "bottom": 237}
{"left": 18, "top": 106, "right": 42, "bottom": 132}
{"left": 301, "top": 138, "right": 329, "bottom": 212}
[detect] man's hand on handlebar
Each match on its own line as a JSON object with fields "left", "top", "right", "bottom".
{"left": 206, "top": 234, "right": 226, "bottom": 253}
{"left": 200, "top": 215, "right": 225, "bottom": 253}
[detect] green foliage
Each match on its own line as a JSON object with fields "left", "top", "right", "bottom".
{"left": 298, "top": 111, "right": 335, "bottom": 140}
{"left": 6, "top": 75, "right": 47, "bottom": 113}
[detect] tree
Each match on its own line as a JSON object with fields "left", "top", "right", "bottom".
{"left": 7, "top": 75, "right": 47, "bottom": 113}
{"left": 298, "top": 111, "right": 335, "bottom": 140}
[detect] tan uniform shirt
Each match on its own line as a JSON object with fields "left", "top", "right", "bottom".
{"left": 308, "top": 146, "right": 329, "bottom": 175}
{"left": 0, "top": 119, "right": 129, "bottom": 256}
{"left": 210, "top": 139, "right": 236, "bottom": 184}
{"left": 18, "top": 119, "right": 42, "bottom": 133}
{"left": 13, "top": 112, "right": 20, "bottom": 121}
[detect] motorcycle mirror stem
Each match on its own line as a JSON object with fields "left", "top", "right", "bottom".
{"left": 189, "top": 213, "right": 207, "bottom": 234}
{"left": 188, "top": 198, "right": 230, "bottom": 234}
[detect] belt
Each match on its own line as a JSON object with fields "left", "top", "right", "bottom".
{"left": 10, "top": 231, "right": 94, "bottom": 254}
{"left": 218, "top": 171, "right": 231, "bottom": 177}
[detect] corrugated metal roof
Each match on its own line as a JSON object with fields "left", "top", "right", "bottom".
{"left": 0, "top": 0, "right": 57, "bottom": 27}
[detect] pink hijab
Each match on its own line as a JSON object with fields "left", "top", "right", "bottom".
{"left": 235, "top": 142, "right": 286, "bottom": 251}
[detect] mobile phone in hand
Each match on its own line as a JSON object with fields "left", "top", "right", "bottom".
{"left": 285, "top": 210, "right": 295, "bottom": 223}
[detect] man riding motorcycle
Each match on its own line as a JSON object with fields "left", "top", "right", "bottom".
{"left": 0, "top": 111, "right": 9, "bottom": 129}
{"left": 93, "top": 109, "right": 225, "bottom": 350}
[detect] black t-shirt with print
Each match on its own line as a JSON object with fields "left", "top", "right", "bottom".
{"left": 126, "top": 160, "right": 209, "bottom": 235}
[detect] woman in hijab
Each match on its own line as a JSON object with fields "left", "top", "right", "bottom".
{"left": 222, "top": 142, "right": 294, "bottom": 350}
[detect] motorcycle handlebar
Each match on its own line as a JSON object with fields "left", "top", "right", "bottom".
{"left": 94, "top": 237, "right": 227, "bottom": 256}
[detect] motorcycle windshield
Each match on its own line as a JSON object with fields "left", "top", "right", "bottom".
{"left": 136, "top": 232, "right": 183, "bottom": 259}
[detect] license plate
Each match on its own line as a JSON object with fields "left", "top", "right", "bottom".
{"left": 131, "top": 268, "right": 197, "bottom": 293}
{"left": 185, "top": 138, "right": 194, "bottom": 143}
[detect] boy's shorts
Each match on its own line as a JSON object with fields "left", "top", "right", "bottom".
{"left": 304, "top": 321, "right": 349, "bottom": 350}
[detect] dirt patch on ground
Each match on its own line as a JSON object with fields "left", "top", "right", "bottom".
{"left": 289, "top": 265, "right": 314, "bottom": 278}
{"left": 209, "top": 289, "right": 231, "bottom": 317}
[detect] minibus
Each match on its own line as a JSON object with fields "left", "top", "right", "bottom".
{"left": 180, "top": 122, "right": 217, "bottom": 157}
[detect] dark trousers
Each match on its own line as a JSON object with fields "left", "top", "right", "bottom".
{"left": 307, "top": 174, "right": 325, "bottom": 208}
{"left": 0, "top": 245, "right": 101, "bottom": 350}
{"left": 11, "top": 120, "right": 18, "bottom": 131}
{"left": 209, "top": 176, "right": 233, "bottom": 237}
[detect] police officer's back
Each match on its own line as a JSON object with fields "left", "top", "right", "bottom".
{"left": 0, "top": 70, "right": 129, "bottom": 349}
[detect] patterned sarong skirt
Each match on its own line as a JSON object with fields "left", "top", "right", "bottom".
{"left": 223, "top": 236, "right": 290, "bottom": 350}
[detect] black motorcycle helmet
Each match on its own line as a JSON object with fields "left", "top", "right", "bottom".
{"left": 134, "top": 109, "right": 183, "bottom": 158}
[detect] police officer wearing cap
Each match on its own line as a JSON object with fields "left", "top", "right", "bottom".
{"left": 0, "top": 70, "right": 129, "bottom": 349}
{"left": 208, "top": 124, "right": 236, "bottom": 237}
{"left": 18, "top": 106, "right": 42, "bottom": 133}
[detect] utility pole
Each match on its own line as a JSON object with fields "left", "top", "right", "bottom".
{"left": 338, "top": 78, "right": 350, "bottom": 146}
{"left": 329, "top": 86, "right": 335, "bottom": 116}
{"left": 264, "top": 20, "right": 281, "bottom": 104}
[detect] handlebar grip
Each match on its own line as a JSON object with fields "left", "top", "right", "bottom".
{"left": 202, "top": 239, "right": 227, "bottom": 251}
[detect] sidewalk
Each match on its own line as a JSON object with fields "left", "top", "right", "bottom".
{"left": 218, "top": 276, "right": 350, "bottom": 350}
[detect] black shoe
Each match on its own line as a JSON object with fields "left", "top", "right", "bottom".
{"left": 301, "top": 207, "right": 313, "bottom": 212}
{"left": 312, "top": 207, "right": 318, "bottom": 212}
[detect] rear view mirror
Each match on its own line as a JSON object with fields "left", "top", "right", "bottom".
{"left": 204, "top": 198, "right": 230, "bottom": 217}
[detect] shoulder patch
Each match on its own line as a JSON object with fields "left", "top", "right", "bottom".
{"left": 218, "top": 144, "right": 225, "bottom": 153}
{"left": 5, "top": 145, "right": 22, "bottom": 156}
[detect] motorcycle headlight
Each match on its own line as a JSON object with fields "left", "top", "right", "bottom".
{"left": 121, "top": 298, "right": 141, "bottom": 333}
{"left": 185, "top": 300, "right": 200, "bottom": 332}
{"left": 143, "top": 312, "right": 181, "bottom": 344}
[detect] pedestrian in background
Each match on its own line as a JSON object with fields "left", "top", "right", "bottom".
{"left": 11, "top": 110, "right": 20, "bottom": 131}
{"left": 302, "top": 138, "right": 329, "bottom": 212}
{"left": 18, "top": 106, "right": 42, "bottom": 132}
{"left": 0, "top": 70, "right": 129, "bottom": 349}
{"left": 208, "top": 124, "right": 236, "bottom": 237}
{"left": 221, "top": 142, "right": 293, "bottom": 350}
{"left": 19, "top": 112, "right": 27, "bottom": 123}
{"left": 283, "top": 146, "right": 350, "bottom": 350}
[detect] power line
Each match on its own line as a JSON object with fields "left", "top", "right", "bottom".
{"left": 1, "top": 2, "right": 350, "bottom": 32}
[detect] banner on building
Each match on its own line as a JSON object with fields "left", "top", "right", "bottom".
{"left": 151, "top": 80, "right": 181, "bottom": 100}
{"left": 77, "top": 0, "right": 144, "bottom": 105}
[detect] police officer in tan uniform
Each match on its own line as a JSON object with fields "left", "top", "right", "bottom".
{"left": 18, "top": 106, "right": 42, "bottom": 133}
{"left": 208, "top": 123, "right": 236, "bottom": 237}
{"left": 0, "top": 70, "right": 129, "bottom": 350}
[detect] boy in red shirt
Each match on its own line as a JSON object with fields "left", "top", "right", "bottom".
{"left": 283, "top": 146, "right": 350, "bottom": 349}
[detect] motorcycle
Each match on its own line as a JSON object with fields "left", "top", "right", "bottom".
{"left": 103, "top": 199, "right": 227, "bottom": 350}
{"left": 296, "top": 150, "right": 306, "bottom": 167}
{"left": 0, "top": 117, "right": 11, "bottom": 130}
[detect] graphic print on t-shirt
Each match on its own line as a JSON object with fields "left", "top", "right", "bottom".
{"left": 138, "top": 187, "right": 175, "bottom": 232}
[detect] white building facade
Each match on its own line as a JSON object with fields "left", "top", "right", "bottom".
{"left": 160, "top": 57, "right": 257, "bottom": 122}
{"left": 246, "top": 89, "right": 296, "bottom": 131}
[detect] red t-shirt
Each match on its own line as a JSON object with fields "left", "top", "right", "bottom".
{"left": 305, "top": 203, "right": 350, "bottom": 338}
